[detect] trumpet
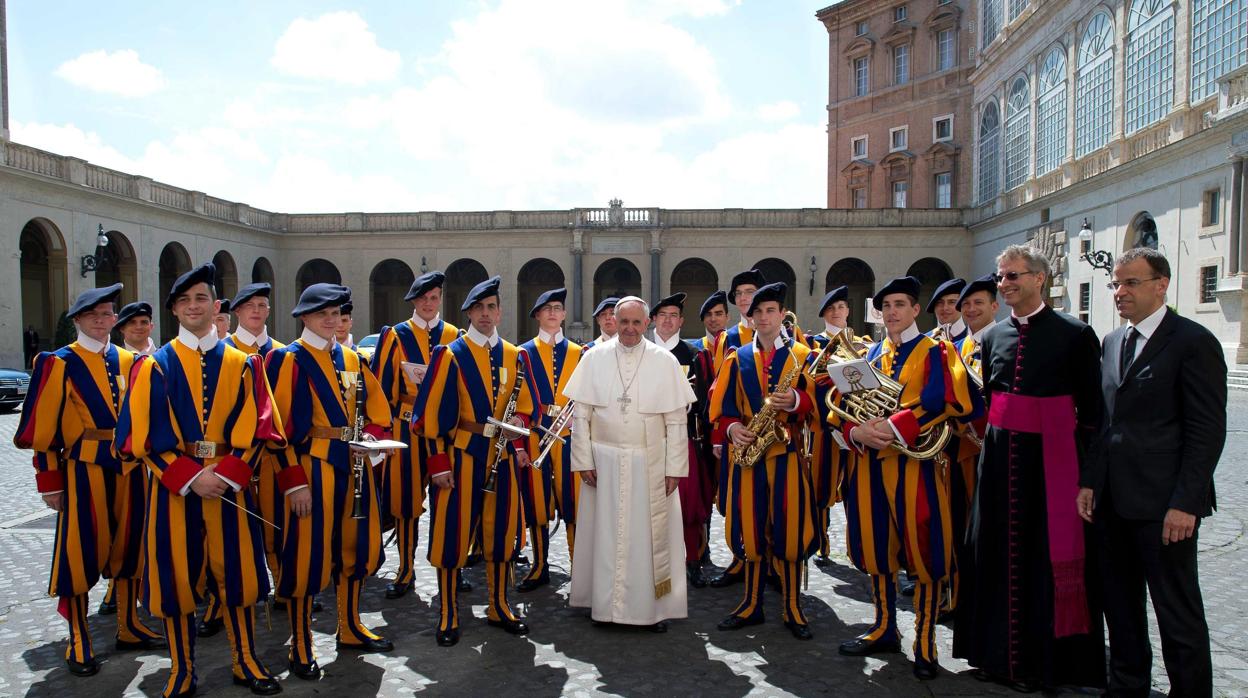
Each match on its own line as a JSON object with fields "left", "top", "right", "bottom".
{"left": 532, "top": 401, "right": 575, "bottom": 469}
{"left": 823, "top": 354, "right": 950, "bottom": 461}
{"left": 484, "top": 356, "right": 527, "bottom": 493}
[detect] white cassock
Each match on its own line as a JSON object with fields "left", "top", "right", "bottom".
{"left": 563, "top": 337, "right": 696, "bottom": 625}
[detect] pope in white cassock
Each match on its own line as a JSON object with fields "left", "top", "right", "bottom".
{"left": 562, "top": 297, "right": 697, "bottom": 630}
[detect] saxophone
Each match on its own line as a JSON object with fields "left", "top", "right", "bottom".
{"left": 732, "top": 356, "right": 804, "bottom": 469}
{"left": 483, "top": 356, "right": 526, "bottom": 493}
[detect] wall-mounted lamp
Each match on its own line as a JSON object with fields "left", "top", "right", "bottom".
{"left": 80, "top": 224, "right": 111, "bottom": 277}
{"left": 808, "top": 256, "right": 818, "bottom": 296}
{"left": 1077, "top": 218, "right": 1113, "bottom": 275}
{"left": 420, "top": 256, "right": 429, "bottom": 273}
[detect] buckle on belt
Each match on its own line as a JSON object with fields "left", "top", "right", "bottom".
{"left": 482, "top": 422, "right": 498, "bottom": 438}
{"left": 339, "top": 427, "right": 354, "bottom": 441}
{"left": 191, "top": 441, "right": 217, "bottom": 458}
{"left": 400, "top": 410, "right": 413, "bottom": 421}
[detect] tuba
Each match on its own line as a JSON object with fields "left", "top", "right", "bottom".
{"left": 822, "top": 348, "right": 951, "bottom": 461}
{"left": 808, "top": 327, "right": 865, "bottom": 380}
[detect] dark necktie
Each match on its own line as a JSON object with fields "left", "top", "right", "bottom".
{"left": 1120, "top": 327, "right": 1140, "bottom": 376}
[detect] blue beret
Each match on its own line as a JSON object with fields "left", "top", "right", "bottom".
{"left": 956, "top": 273, "right": 999, "bottom": 309}
{"left": 68, "top": 283, "right": 124, "bottom": 319}
{"left": 698, "top": 290, "right": 728, "bottom": 319}
{"left": 592, "top": 297, "right": 619, "bottom": 318}
{"left": 216, "top": 299, "right": 231, "bottom": 314}
{"left": 340, "top": 300, "right": 354, "bottom": 315}
{"left": 747, "top": 282, "right": 787, "bottom": 316}
{"left": 115, "top": 301, "right": 152, "bottom": 328}
{"left": 819, "top": 286, "right": 849, "bottom": 315}
{"left": 925, "top": 278, "right": 967, "bottom": 314}
{"left": 406, "top": 271, "right": 446, "bottom": 301}
{"left": 461, "top": 276, "right": 502, "bottom": 312}
{"left": 231, "top": 282, "right": 271, "bottom": 309}
{"left": 649, "top": 292, "right": 686, "bottom": 318}
{"left": 729, "top": 269, "right": 767, "bottom": 301}
{"left": 292, "top": 283, "right": 351, "bottom": 317}
{"left": 166, "top": 262, "right": 215, "bottom": 309}
{"left": 529, "top": 287, "right": 567, "bottom": 318}
{"left": 873, "top": 276, "right": 921, "bottom": 310}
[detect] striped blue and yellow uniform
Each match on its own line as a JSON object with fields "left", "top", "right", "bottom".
{"left": 803, "top": 330, "right": 864, "bottom": 558}
{"left": 518, "top": 334, "right": 582, "bottom": 584}
{"left": 828, "top": 331, "right": 982, "bottom": 664}
{"left": 116, "top": 338, "right": 287, "bottom": 694}
{"left": 709, "top": 338, "right": 818, "bottom": 627}
{"left": 411, "top": 335, "right": 539, "bottom": 633}
{"left": 14, "top": 343, "right": 160, "bottom": 666}
{"left": 370, "top": 318, "right": 459, "bottom": 588}
{"left": 266, "top": 337, "right": 392, "bottom": 662}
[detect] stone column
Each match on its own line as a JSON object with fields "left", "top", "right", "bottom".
{"left": 570, "top": 229, "right": 586, "bottom": 338}
{"left": 1231, "top": 156, "right": 1244, "bottom": 275}
{"left": 649, "top": 229, "right": 663, "bottom": 302}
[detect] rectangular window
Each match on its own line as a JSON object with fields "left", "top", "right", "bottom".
{"left": 935, "top": 172, "right": 952, "bottom": 208}
{"left": 937, "top": 29, "right": 956, "bottom": 70}
{"left": 1205, "top": 188, "right": 1222, "bottom": 226}
{"left": 1078, "top": 282, "right": 1091, "bottom": 322}
{"left": 855, "top": 20, "right": 868, "bottom": 36}
{"left": 894, "top": 44, "right": 910, "bottom": 84}
{"left": 851, "top": 135, "right": 868, "bottom": 159}
{"left": 892, "top": 181, "right": 908, "bottom": 208}
{"left": 1191, "top": 0, "right": 1247, "bottom": 102}
{"left": 894, "top": 5, "right": 907, "bottom": 22}
{"left": 852, "top": 188, "right": 868, "bottom": 209}
{"left": 1199, "top": 265, "right": 1219, "bottom": 303}
{"left": 890, "top": 126, "right": 908, "bottom": 151}
{"left": 854, "top": 57, "right": 870, "bottom": 96}
{"left": 933, "top": 115, "right": 953, "bottom": 142}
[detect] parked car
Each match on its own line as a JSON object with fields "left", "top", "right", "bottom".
{"left": 357, "top": 333, "right": 380, "bottom": 364}
{"left": 0, "top": 368, "right": 31, "bottom": 412}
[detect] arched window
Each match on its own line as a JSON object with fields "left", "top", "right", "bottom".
{"left": 1008, "top": 0, "right": 1028, "bottom": 22}
{"left": 1076, "top": 13, "right": 1114, "bottom": 157}
{"left": 1003, "top": 76, "right": 1032, "bottom": 191}
{"left": 1125, "top": 0, "right": 1175, "bottom": 134}
{"left": 1190, "top": 0, "right": 1245, "bottom": 101}
{"left": 982, "top": 0, "right": 1002, "bottom": 50}
{"left": 978, "top": 101, "right": 1001, "bottom": 204}
{"left": 1036, "top": 48, "right": 1068, "bottom": 175}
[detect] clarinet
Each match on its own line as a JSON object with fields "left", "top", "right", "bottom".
{"left": 483, "top": 356, "right": 526, "bottom": 493}
{"left": 350, "top": 368, "right": 367, "bottom": 520}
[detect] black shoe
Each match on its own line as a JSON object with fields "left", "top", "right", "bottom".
{"left": 709, "top": 569, "right": 743, "bottom": 588}
{"left": 458, "top": 574, "right": 473, "bottom": 593}
{"left": 310, "top": 596, "right": 324, "bottom": 612}
{"left": 167, "top": 684, "right": 197, "bottom": 698}
{"left": 516, "top": 554, "right": 530, "bottom": 566}
{"left": 898, "top": 574, "right": 917, "bottom": 597}
{"left": 288, "top": 660, "right": 322, "bottom": 681}
{"left": 97, "top": 599, "right": 117, "bottom": 616}
{"left": 813, "top": 554, "right": 832, "bottom": 568}
{"left": 516, "top": 575, "right": 549, "bottom": 592}
{"left": 196, "top": 617, "right": 223, "bottom": 638}
{"left": 784, "top": 620, "right": 813, "bottom": 641}
{"left": 650, "top": 621, "right": 668, "bottom": 633}
{"left": 435, "top": 627, "right": 460, "bottom": 647}
{"left": 232, "top": 675, "right": 282, "bottom": 695}
{"left": 115, "top": 634, "right": 165, "bottom": 651}
{"left": 486, "top": 617, "right": 530, "bottom": 635}
{"left": 590, "top": 619, "right": 610, "bottom": 628}
{"left": 838, "top": 636, "right": 902, "bottom": 656}
{"left": 686, "top": 562, "right": 706, "bottom": 589}
{"left": 270, "top": 596, "right": 287, "bottom": 612}
{"left": 716, "top": 614, "right": 764, "bottom": 631}
{"left": 1008, "top": 679, "right": 1041, "bottom": 693}
{"left": 336, "top": 636, "right": 394, "bottom": 653}
{"left": 466, "top": 553, "right": 484, "bottom": 567}
{"left": 913, "top": 658, "right": 941, "bottom": 681}
{"left": 384, "top": 581, "right": 414, "bottom": 599}
{"left": 66, "top": 657, "right": 100, "bottom": 677}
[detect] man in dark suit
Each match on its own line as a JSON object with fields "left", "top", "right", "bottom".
{"left": 1079, "top": 247, "right": 1226, "bottom": 698}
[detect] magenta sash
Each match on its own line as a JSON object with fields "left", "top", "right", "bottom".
{"left": 988, "top": 391, "right": 1091, "bottom": 638}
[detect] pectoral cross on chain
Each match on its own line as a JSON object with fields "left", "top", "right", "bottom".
{"left": 617, "top": 393, "right": 632, "bottom": 413}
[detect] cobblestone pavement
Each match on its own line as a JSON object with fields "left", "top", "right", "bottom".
{"left": 0, "top": 395, "right": 1246, "bottom": 698}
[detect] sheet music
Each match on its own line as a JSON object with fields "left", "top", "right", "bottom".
{"left": 400, "top": 361, "right": 427, "bottom": 385}
{"left": 827, "top": 358, "right": 882, "bottom": 394}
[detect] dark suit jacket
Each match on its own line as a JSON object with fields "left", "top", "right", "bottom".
{"left": 1088, "top": 308, "right": 1226, "bottom": 520}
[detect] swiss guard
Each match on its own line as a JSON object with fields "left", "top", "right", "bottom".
{"left": 116, "top": 263, "right": 287, "bottom": 697}
{"left": 410, "top": 276, "right": 540, "bottom": 647}
{"left": 694, "top": 289, "right": 729, "bottom": 356}
{"left": 926, "top": 277, "right": 968, "bottom": 342}
{"left": 266, "top": 283, "right": 396, "bottom": 680}
{"left": 583, "top": 297, "right": 619, "bottom": 348}
{"left": 116, "top": 301, "right": 157, "bottom": 356}
{"left": 14, "top": 283, "right": 163, "bottom": 678}
{"left": 371, "top": 271, "right": 460, "bottom": 599}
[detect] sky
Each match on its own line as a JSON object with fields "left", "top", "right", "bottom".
{"left": 7, "top": 0, "right": 832, "bottom": 213}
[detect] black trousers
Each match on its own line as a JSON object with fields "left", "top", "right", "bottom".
{"left": 1096, "top": 507, "right": 1210, "bottom": 698}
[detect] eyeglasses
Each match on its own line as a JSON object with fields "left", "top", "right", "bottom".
{"left": 1106, "top": 277, "right": 1160, "bottom": 291}
{"left": 993, "top": 271, "right": 1038, "bottom": 282}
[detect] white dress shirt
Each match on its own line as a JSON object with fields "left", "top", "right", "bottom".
{"left": 232, "top": 324, "right": 270, "bottom": 348}
{"left": 466, "top": 325, "right": 500, "bottom": 348}
{"left": 76, "top": 331, "right": 109, "bottom": 354}
{"left": 412, "top": 312, "right": 441, "bottom": 330}
{"left": 299, "top": 327, "right": 334, "bottom": 350}
{"left": 1125, "top": 304, "right": 1168, "bottom": 363}
{"left": 538, "top": 328, "right": 565, "bottom": 345}
{"left": 176, "top": 325, "right": 219, "bottom": 352}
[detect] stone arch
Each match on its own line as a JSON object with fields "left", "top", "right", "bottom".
{"left": 593, "top": 258, "right": 642, "bottom": 307}
{"left": 444, "top": 258, "right": 490, "bottom": 323}
{"left": 252, "top": 257, "right": 276, "bottom": 312}
{"left": 670, "top": 258, "right": 718, "bottom": 331}
{"left": 752, "top": 257, "right": 797, "bottom": 310}
{"left": 296, "top": 258, "right": 342, "bottom": 296}
{"left": 95, "top": 230, "right": 138, "bottom": 305}
{"left": 906, "top": 256, "right": 954, "bottom": 326}
{"left": 370, "top": 258, "right": 416, "bottom": 332}
{"left": 19, "top": 218, "right": 68, "bottom": 356}
{"left": 825, "top": 257, "right": 876, "bottom": 335}
{"left": 517, "top": 258, "right": 565, "bottom": 340}
{"left": 158, "top": 242, "right": 193, "bottom": 343}
{"left": 211, "top": 250, "right": 239, "bottom": 302}
{"left": 1127, "top": 211, "right": 1159, "bottom": 251}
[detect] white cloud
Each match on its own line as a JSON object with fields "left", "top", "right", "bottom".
{"left": 756, "top": 100, "right": 801, "bottom": 122}
{"left": 271, "top": 11, "right": 401, "bottom": 85}
{"left": 11, "top": 120, "right": 140, "bottom": 172}
{"left": 54, "top": 49, "right": 166, "bottom": 97}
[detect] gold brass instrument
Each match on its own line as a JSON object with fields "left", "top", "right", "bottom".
{"left": 963, "top": 349, "right": 984, "bottom": 448}
{"left": 732, "top": 356, "right": 804, "bottom": 469}
{"left": 929, "top": 324, "right": 949, "bottom": 343}
{"left": 350, "top": 368, "right": 367, "bottom": 520}
{"left": 781, "top": 310, "right": 801, "bottom": 346}
{"left": 483, "top": 356, "right": 527, "bottom": 493}
{"left": 808, "top": 328, "right": 864, "bottom": 380}
{"left": 532, "top": 400, "right": 574, "bottom": 469}
{"left": 822, "top": 353, "right": 951, "bottom": 461}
